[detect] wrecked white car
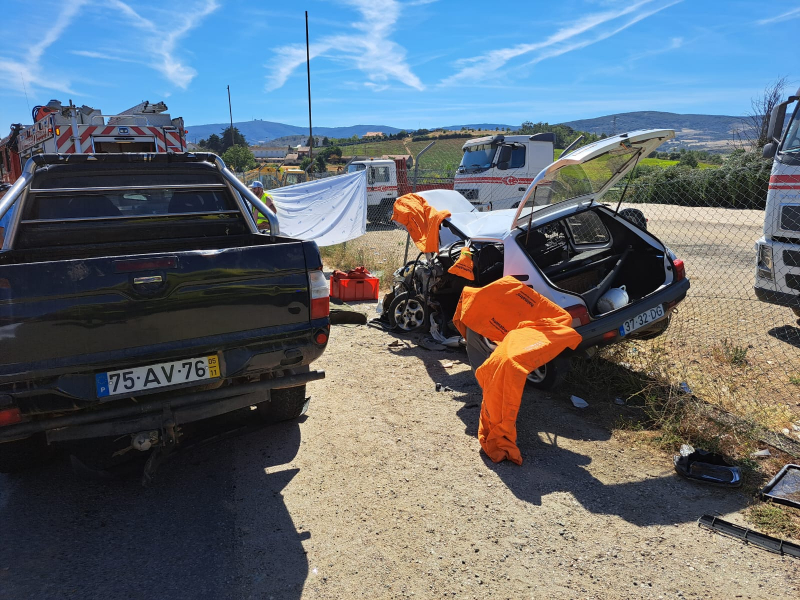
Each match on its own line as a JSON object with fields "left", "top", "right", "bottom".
{"left": 380, "top": 130, "right": 690, "bottom": 389}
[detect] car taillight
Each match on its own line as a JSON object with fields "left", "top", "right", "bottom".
{"left": 309, "top": 269, "right": 330, "bottom": 320}
{"left": 672, "top": 258, "right": 685, "bottom": 282}
{"left": 0, "top": 407, "right": 22, "bottom": 427}
{"left": 565, "top": 304, "right": 591, "bottom": 327}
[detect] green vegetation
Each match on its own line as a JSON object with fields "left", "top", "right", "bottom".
{"left": 198, "top": 126, "right": 247, "bottom": 154}
{"left": 746, "top": 504, "right": 800, "bottom": 540}
{"left": 221, "top": 144, "right": 256, "bottom": 172}
{"left": 620, "top": 149, "right": 772, "bottom": 210}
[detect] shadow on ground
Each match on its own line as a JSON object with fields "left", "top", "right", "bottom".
{"left": 768, "top": 325, "right": 800, "bottom": 349}
{"left": 388, "top": 334, "right": 749, "bottom": 528}
{"left": 0, "top": 410, "right": 309, "bottom": 600}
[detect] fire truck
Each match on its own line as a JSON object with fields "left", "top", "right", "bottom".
{"left": 0, "top": 99, "right": 186, "bottom": 186}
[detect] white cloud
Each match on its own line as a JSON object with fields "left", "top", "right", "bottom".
{"left": 266, "top": 0, "right": 424, "bottom": 92}
{"left": 440, "top": 0, "right": 680, "bottom": 86}
{"left": 102, "top": 0, "right": 219, "bottom": 89}
{"left": 757, "top": 7, "right": 800, "bottom": 26}
{"left": 0, "top": 0, "right": 90, "bottom": 96}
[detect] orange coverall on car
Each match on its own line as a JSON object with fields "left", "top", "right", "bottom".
{"left": 391, "top": 193, "right": 451, "bottom": 253}
{"left": 453, "top": 276, "right": 582, "bottom": 464}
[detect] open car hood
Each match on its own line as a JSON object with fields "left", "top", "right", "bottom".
{"left": 511, "top": 129, "right": 674, "bottom": 230}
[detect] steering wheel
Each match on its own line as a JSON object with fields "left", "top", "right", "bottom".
{"left": 445, "top": 239, "right": 467, "bottom": 262}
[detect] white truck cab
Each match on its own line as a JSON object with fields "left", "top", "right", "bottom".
{"left": 347, "top": 158, "right": 398, "bottom": 222}
{"left": 453, "top": 133, "right": 555, "bottom": 211}
{"left": 755, "top": 87, "right": 800, "bottom": 316}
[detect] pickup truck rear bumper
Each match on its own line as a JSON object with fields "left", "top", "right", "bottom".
{"left": 0, "top": 369, "right": 325, "bottom": 443}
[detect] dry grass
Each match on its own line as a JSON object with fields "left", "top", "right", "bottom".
{"left": 321, "top": 229, "right": 410, "bottom": 290}
{"left": 745, "top": 503, "right": 800, "bottom": 541}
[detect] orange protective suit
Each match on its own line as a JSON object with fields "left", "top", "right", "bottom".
{"left": 453, "top": 276, "right": 582, "bottom": 465}
{"left": 391, "top": 193, "right": 452, "bottom": 253}
{"left": 447, "top": 247, "right": 475, "bottom": 280}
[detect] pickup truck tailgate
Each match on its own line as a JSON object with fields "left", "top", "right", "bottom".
{"left": 0, "top": 242, "right": 313, "bottom": 379}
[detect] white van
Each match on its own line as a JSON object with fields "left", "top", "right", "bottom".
{"left": 453, "top": 133, "right": 555, "bottom": 211}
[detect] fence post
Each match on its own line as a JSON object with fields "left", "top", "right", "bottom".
{"left": 403, "top": 141, "right": 436, "bottom": 264}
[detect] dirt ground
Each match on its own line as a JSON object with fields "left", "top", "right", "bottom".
{"left": 2, "top": 303, "right": 797, "bottom": 600}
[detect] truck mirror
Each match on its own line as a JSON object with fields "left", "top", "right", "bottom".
{"left": 767, "top": 100, "right": 792, "bottom": 143}
{"left": 763, "top": 141, "right": 778, "bottom": 159}
{"left": 497, "top": 161, "right": 509, "bottom": 171}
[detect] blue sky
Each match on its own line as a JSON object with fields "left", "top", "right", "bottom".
{"left": 0, "top": 0, "right": 797, "bottom": 130}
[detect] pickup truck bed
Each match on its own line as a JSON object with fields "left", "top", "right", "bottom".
{"left": 0, "top": 153, "right": 329, "bottom": 475}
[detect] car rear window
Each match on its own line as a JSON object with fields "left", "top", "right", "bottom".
{"left": 30, "top": 188, "right": 235, "bottom": 220}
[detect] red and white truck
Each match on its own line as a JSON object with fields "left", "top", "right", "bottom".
{"left": 1, "top": 100, "right": 186, "bottom": 185}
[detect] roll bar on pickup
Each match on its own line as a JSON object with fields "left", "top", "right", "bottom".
{"left": 0, "top": 152, "right": 279, "bottom": 250}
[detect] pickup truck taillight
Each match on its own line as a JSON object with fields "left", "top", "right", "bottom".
{"left": 309, "top": 270, "right": 330, "bottom": 319}
{"left": 0, "top": 407, "right": 22, "bottom": 427}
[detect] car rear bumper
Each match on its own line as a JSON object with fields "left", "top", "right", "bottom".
{"left": 0, "top": 369, "right": 325, "bottom": 443}
{"left": 573, "top": 278, "right": 690, "bottom": 349}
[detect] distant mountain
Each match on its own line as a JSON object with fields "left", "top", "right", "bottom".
{"left": 560, "top": 111, "right": 748, "bottom": 151}
{"left": 440, "top": 123, "right": 516, "bottom": 131}
{"left": 187, "top": 112, "right": 749, "bottom": 152}
{"left": 184, "top": 120, "right": 402, "bottom": 145}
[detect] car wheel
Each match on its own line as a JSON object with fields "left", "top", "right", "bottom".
{"left": 464, "top": 327, "right": 571, "bottom": 391}
{"left": 257, "top": 385, "right": 309, "bottom": 423}
{"left": 0, "top": 433, "right": 53, "bottom": 474}
{"left": 388, "top": 292, "right": 430, "bottom": 332}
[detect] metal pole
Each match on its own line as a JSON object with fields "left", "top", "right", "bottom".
{"left": 403, "top": 140, "right": 436, "bottom": 263}
{"left": 227, "top": 85, "right": 234, "bottom": 149}
{"left": 305, "top": 11, "right": 313, "bottom": 161}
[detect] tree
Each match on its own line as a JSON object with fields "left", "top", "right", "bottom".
{"left": 306, "top": 137, "right": 314, "bottom": 148}
{"left": 742, "top": 76, "right": 788, "bottom": 150}
{"left": 322, "top": 136, "right": 329, "bottom": 146}
{"left": 199, "top": 133, "right": 223, "bottom": 153}
{"left": 314, "top": 155, "right": 326, "bottom": 173}
{"left": 300, "top": 157, "right": 312, "bottom": 171}
{"left": 678, "top": 152, "right": 698, "bottom": 168}
{"left": 222, "top": 145, "right": 256, "bottom": 172}
{"left": 218, "top": 127, "right": 247, "bottom": 154}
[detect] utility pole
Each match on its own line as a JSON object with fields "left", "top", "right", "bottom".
{"left": 227, "top": 85, "right": 235, "bottom": 150}
{"left": 305, "top": 10, "right": 313, "bottom": 160}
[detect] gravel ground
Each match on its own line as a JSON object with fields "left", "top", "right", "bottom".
{"left": 1, "top": 303, "right": 797, "bottom": 599}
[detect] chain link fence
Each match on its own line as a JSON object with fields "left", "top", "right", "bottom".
{"left": 321, "top": 138, "right": 800, "bottom": 434}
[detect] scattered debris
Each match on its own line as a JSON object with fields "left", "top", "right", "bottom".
{"left": 679, "top": 382, "right": 692, "bottom": 394}
{"left": 435, "top": 383, "right": 455, "bottom": 393}
{"left": 442, "top": 360, "right": 455, "bottom": 369}
{"left": 614, "top": 397, "right": 625, "bottom": 406}
{"left": 430, "top": 318, "right": 462, "bottom": 348}
{"left": 760, "top": 464, "right": 800, "bottom": 509}
{"left": 674, "top": 448, "right": 741, "bottom": 487}
{"left": 570, "top": 395, "right": 589, "bottom": 408}
{"left": 388, "top": 340, "right": 403, "bottom": 348}
{"left": 698, "top": 515, "right": 800, "bottom": 558}
{"left": 783, "top": 428, "right": 792, "bottom": 436}
{"left": 419, "top": 338, "right": 447, "bottom": 351}
{"left": 751, "top": 448, "right": 772, "bottom": 458}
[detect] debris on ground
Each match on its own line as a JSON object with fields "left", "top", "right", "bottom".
{"left": 751, "top": 448, "right": 772, "bottom": 458}
{"left": 698, "top": 515, "right": 800, "bottom": 558}
{"left": 570, "top": 395, "right": 589, "bottom": 408}
{"left": 674, "top": 447, "right": 742, "bottom": 487}
{"left": 760, "top": 464, "right": 800, "bottom": 509}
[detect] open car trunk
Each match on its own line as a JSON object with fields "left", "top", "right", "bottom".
{"left": 517, "top": 207, "right": 668, "bottom": 316}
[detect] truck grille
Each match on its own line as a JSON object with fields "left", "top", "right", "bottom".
{"left": 457, "top": 189, "right": 479, "bottom": 201}
{"left": 786, "top": 274, "right": 800, "bottom": 291}
{"left": 784, "top": 249, "right": 800, "bottom": 268}
{"left": 780, "top": 205, "right": 800, "bottom": 232}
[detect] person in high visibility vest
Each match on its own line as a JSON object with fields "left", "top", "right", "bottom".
{"left": 250, "top": 180, "right": 275, "bottom": 228}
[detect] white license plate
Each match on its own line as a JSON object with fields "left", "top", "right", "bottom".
{"left": 619, "top": 305, "right": 665, "bottom": 336}
{"left": 96, "top": 355, "right": 220, "bottom": 398}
